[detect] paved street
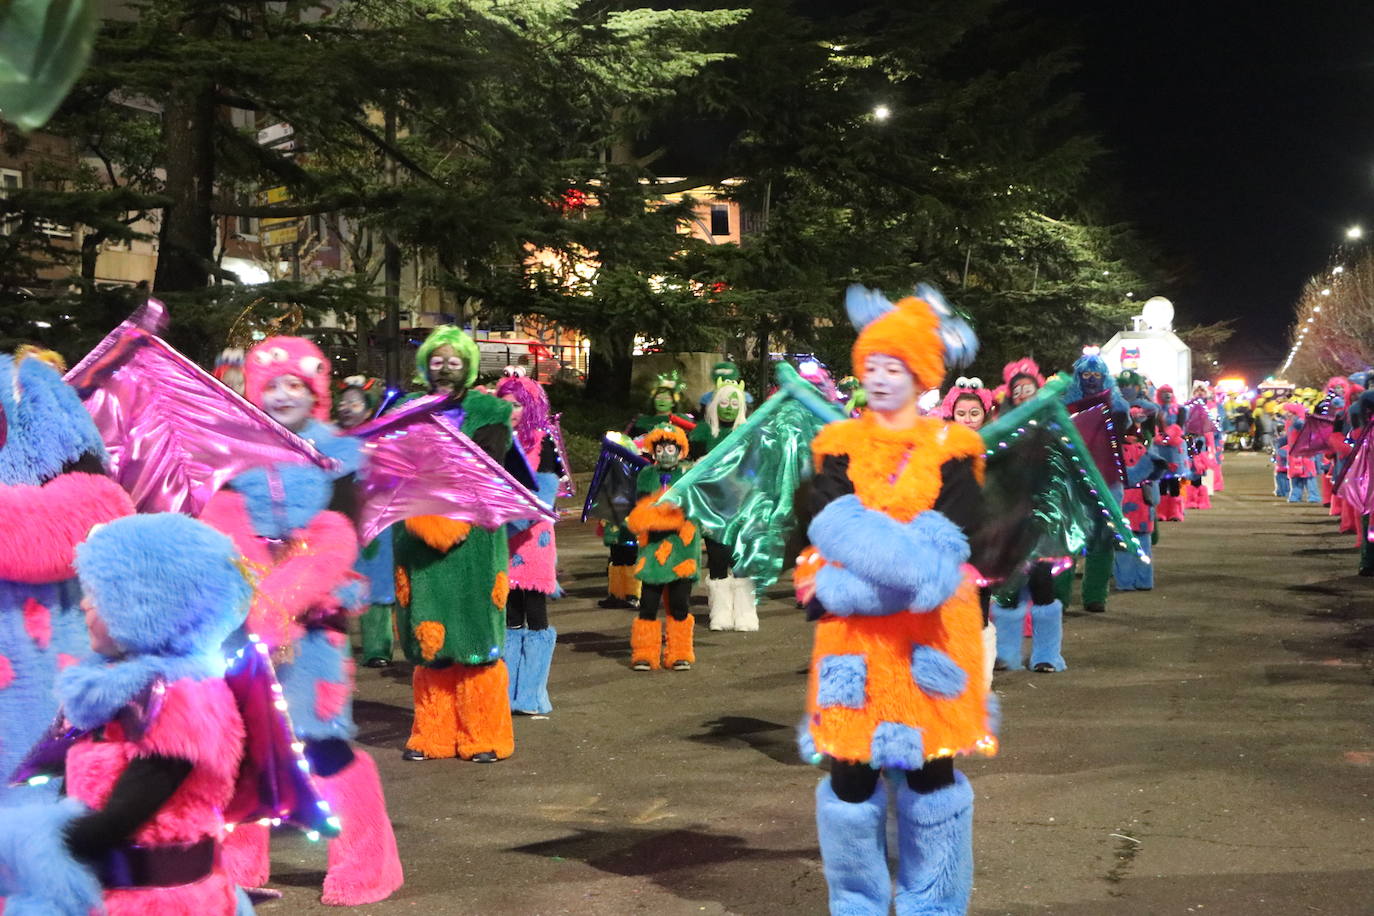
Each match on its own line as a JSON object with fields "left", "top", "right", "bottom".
{"left": 266, "top": 453, "right": 1374, "bottom": 915}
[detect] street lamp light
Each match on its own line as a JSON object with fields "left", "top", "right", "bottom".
{"left": 872, "top": 105, "right": 891, "bottom": 122}
{"left": 1347, "top": 225, "right": 1364, "bottom": 240}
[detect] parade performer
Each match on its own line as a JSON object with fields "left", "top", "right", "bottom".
{"left": 392, "top": 326, "right": 517, "bottom": 762}
{"left": 0, "top": 514, "right": 257, "bottom": 915}
{"left": 690, "top": 379, "right": 758, "bottom": 631}
{"left": 1284, "top": 404, "right": 1320, "bottom": 504}
{"left": 940, "top": 378, "right": 992, "bottom": 430}
{"left": 0, "top": 352, "right": 134, "bottom": 807}
{"left": 335, "top": 377, "right": 396, "bottom": 668}
{"left": 1062, "top": 350, "right": 1129, "bottom": 612}
{"left": 698, "top": 359, "right": 754, "bottom": 413}
{"left": 795, "top": 284, "right": 995, "bottom": 915}
{"left": 202, "top": 336, "right": 403, "bottom": 905}
{"left": 496, "top": 375, "right": 562, "bottom": 716}
{"left": 629, "top": 371, "right": 691, "bottom": 435}
{"left": 1154, "top": 421, "right": 1188, "bottom": 521}
{"left": 626, "top": 424, "right": 701, "bottom": 670}
{"left": 999, "top": 358, "right": 1045, "bottom": 414}
{"left": 1114, "top": 428, "right": 1164, "bottom": 590}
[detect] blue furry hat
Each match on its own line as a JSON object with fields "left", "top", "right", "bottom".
{"left": 74, "top": 513, "right": 251, "bottom": 656}
{"left": 1065, "top": 351, "right": 1129, "bottom": 413}
{"left": 0, "top": 354, "right": 107, "bottom": 486}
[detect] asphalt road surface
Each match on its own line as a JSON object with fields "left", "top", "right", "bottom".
{"left": 264, "top": 453, "right": 1374, "bottom": 914}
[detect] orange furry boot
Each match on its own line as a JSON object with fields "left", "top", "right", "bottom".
{"left": 453, "top": 660, "right": 515, "bottom": 760}
{"left": 630, "top": 618, "right": 662, "bottom": 671}
{"left": 664, "top": 614, "right": 696, "bottom": 671}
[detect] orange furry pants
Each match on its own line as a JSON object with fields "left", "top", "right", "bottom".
{"left": 407, "top": 661, "right": 515, "bottom": 759}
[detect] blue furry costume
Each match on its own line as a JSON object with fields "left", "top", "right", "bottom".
{"left": 0, "top": 355, "right": 132, "bottom": 806}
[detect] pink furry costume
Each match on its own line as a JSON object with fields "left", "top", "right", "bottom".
{"left": 0, "top": 353, "right": 135, "bottom": 809}
{"left": 495, "top": 376, "right": 562, "bottom": 716}
{"left": 0, "top": 513, "right": 254, "bottom": 915}
{"left": 201, "top": 337, "right": 402, "bottom": 907}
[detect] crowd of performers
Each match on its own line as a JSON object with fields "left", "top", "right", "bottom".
{"left": 1241, "top": 374, "right": 1374, "bottom": 577}
{"left": 0, "top": 284, "right": 1248, "bottom": 915}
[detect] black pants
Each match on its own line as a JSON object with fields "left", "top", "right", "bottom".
{"left": 830, "top": 757, "right": 955, "bottom": 803}
{"left": 637, "top": 579, "right": 692, "bottom": 622}
{"left": 608, "top": 544, "right": 637, "bottom": 566}
{"left": 506, "top": 587, "right": 549, "bottom": 630}
{"left": 705, "top": 538, "right": 732, "bottom": 580}
{"left": 1160, "top": 477, "right": 1181, "bottom": 498}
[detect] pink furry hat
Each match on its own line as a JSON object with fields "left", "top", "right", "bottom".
{"left": 244, "top": 336, "right": 332, "bottom": 421}
{"left": 1001, "top": 357, "right": 1044, "bottom": 389}
{"left": 939, "top": 379, "right": 993, "bottom": 418}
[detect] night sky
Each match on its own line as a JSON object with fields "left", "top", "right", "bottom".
{"left": 1038, "top": 1, "right": 1374, "bottom": 377}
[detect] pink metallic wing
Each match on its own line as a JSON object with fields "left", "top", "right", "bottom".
{"left": 349, "top": 394, "right": 558, "bottom": 544}
{"left": 64, "top": 300, "right": 336, "bottom": 516}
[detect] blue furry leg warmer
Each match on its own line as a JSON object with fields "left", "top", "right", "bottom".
{"left": 1028, "top": 600, "right": 1067, "bottom": 672}
{"left": 1275, "top": 472, "right": 1290, "bottom": 498}
{"left": 989, "top": 600, "right": 1025, "bottom": 670}
{"left": 893, "top": 771, "right": 974, "bottom": 916}
{"left": 0, "top": 796, "right": 102, "bottom": 916}
{"left": 513, "top": 626, "right": 556, "bottom": 715}
{"left": 815, "top": 776, "right": 891, "bottom": 916}
{"left": 1113, "top": 539, "right": 1153, "bottom": 590}
{"left": 504, "top": 626, "right": 526, "bottom": 707}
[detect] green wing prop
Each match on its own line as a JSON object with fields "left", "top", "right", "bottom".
{"left": 0, "top": 0, "right": 97, "bottom": 131}
{"left": 979, "top": 374, "right": 1145, "bottom": 596}
{"left": 657, "top": 361, "right": 845, "bottom": 592}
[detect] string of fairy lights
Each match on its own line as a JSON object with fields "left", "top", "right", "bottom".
{"left": 1280, "top": 227, "right": 1359, "bottom": 376}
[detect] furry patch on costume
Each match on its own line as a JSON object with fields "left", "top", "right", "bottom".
{"left": 0, "top": 472, "right": 133, "bottom": 584}
{"left": 318, "top": 750, "right": 404, "bottom": 905}
{"left": 911, "top": 646, "right": 967, "bottom": 699}
{"left": 809, "top": 496, "right": 968, "bottom": 602}
{"left": 277, "top": 628, "right": 357, "bottom": 742}
{"left": 0, "top": 796, "right": 102, "bottom": 915}
{"left": 816, "top": 654, "right": 867, "bottom": 708}
{"left": 228, "top": 462, "right": 333, "bottom": 538}
{"left": 404, "top": 515, "right": 472, "bottom": 552}
{"left": 626, "top": 497, "right": 692, "bottom": 544}
{"left": 74, "top": 512, "right": 252, "bottom": 657}
{"left": 0, "top": 354, "right": 108, "bottom": 487}
{"left": 812, "top": 416, "right": 984, "bottom": 522}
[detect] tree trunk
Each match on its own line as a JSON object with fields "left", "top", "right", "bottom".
{"left": 754, "top": 321, "right": 771, "bottom": 396}
{"left": 584, "top": 329, "right": 633, "bottom": 404}
{"left": 153, "top": 56, "right": 216, "bottom": 293}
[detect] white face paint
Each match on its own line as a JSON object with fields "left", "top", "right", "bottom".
{"left": 336, "top": 388, "right": 369, "bottom": 429}
{"left": 262, "top": 374, "right": 315, "bottom": 431}
{"left": 862, "top": 354, "right": 917, "bottom": 415}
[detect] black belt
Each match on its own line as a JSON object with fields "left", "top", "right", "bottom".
{"left": 96, "top": 836, "right": 217, "bottom": 890}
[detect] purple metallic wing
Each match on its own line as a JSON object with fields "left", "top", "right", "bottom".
{"left": 549, "top": 412, "right": 575, "bottom": 498}
{"left": 1290, "top": 413, "right": 1335, "bottom": 458}
{"left": 348, "top": 394, "right": 558, "bottom": 544}
{"left": 1067, "top": 391, "right": 1125, "bottom": 487}
{"left": 223, "top": 638, "right": 340, "bottom": 838}
{"left": 64, "top": 301, "right": 336, "bottom": 516}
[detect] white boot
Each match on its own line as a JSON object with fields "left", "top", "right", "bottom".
{"left": 706, "top": 577, "right": 733, "bottom": 630}
{"left": 982, "top": 622, "right": 997, "bottom": 690}
{"left": 731, "top": 576, "right": 758, "bottom": 631}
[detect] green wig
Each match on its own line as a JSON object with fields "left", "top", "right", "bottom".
{"left": 414, "top": 325, "right": 480, "bottom": 389}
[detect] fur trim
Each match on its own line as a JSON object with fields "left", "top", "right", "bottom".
{"left": 0, "top": 354, "right": 108, "bottom": 488}
{"left": 641, "top": 424, "right": 690, "bottom": 459}
{"left": 815, "top": 777, "right": 891, "bottom": 914}
{"left": 74, "top": 513, "right": 251, "bottom": 657}
{"left": 893, "top": 774, "right": 973, "bottom": 914}
{"left": 244, "top": 336, "right": 332, "bottom": 421}
{"left": 812, "top": 416, "right": 984, "bottom": 521}
{"left": 319, "top": 750, "right": 404, "bottom": 905}
{"left": 227, "top": 462, "right": 333, "bottom": 538}
{"left": 408, "top": 665, "right": 460, "bottom": 757}
{"left": 453, "top": 661, "right": 514, "bottom": 759}
{"left": 405, "top": 515, "right": 472, "bottom": 552}
{"left": 630, "top": 618, "right": 662, "bottom": 669}
{"left": 0, "top": 796, "right": 102, "bottom": 915}
{"left": 664, "top": 614, "right": 695, "bottom": 667}
{"left": 626, "top": 496, "right": 691, "bottom": 545}
{"left": 809, "top": 497, "right": 968, "bottom": 609}
{"left": 202, "top": 491, "right": 358, "bottom": 650}
{"left": 852, "top": 295, "right": 946, "bottom": 391}
{"left": 56, "top": 653, "right": 222, "bottom": 731}
{"left": 871, "top": 721, "right": 926, "bottom": 769}
{"left": 0, "top": 472, "right": 133, "bottom": 583}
